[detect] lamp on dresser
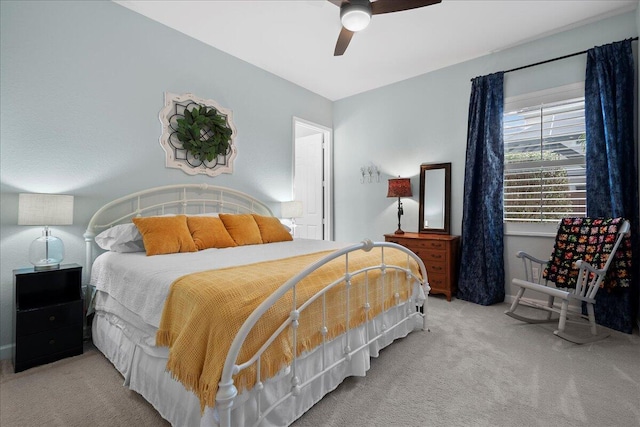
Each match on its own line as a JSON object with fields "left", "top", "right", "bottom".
{"left": 18, "top": 193, "right": 74, "bottom": 270}
{"left": 387, "top": 177, "right": 412, "bottom": 235}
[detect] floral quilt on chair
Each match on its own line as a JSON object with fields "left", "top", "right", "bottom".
{"left": 543, "top": 217, "right": 632, "bottom": 289}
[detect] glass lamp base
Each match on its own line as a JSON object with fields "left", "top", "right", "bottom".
{"left": 33, "top": 263, "right": 61, "bottom": 271}
{"left": 29, "top": 230, "right": 65, "bottom": 271}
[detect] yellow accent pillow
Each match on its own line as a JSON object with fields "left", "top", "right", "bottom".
{"left": 132, "top": 215, "right": 197, "bottom": 256}
{"left": 219, "top": 213, "right": 263, "bottom": 246}
{"left": 186, "top": 216, "right": 237, "bottom": 250}
{"left": 252, "top": 214, "right": 293, "bottom": 243}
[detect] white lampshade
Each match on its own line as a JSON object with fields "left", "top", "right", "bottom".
{"left": 18, "top": 193, "right": 74, "bottom": 270}
{"left": 281, "top": 201, "right": 303, "bottom": 219}
{"left": 18, "top": 194, "right": 74, "bottom": 226}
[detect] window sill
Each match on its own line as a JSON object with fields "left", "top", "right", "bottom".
{"left": 504, "top": 230, "right": 557, "bottom": 238}
{"left": 504, "top": 222, "right": 557, "bottom": 238}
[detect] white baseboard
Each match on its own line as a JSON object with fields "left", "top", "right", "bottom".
{"left": 0, "top": 343, "right": 14, "bottom": 361}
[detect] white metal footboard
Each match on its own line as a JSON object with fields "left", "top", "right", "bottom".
{"left": 216, "top": 240, "right": 429, "bottom": 427}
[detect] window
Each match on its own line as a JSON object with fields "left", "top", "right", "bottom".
{"left": 503, "top": 84, "right": 586, "bottom": 223}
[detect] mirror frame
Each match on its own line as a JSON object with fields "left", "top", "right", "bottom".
{"left": 419, "top": 162, "right": 451, "bottom": 235}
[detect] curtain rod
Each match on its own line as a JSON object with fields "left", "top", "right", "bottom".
{"left": 503, "top": 37, "right": 638, "bottom": 74}
{"left": 469, "top": 37, "right": 638, "bottom": 80}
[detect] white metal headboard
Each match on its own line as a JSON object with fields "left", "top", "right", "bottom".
{"left": 83, "top": 184, "right": 273, "bottom": 282}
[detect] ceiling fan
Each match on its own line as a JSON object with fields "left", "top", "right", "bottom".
{"left": 328, "top": 0, "right": 442, "bottom": 56}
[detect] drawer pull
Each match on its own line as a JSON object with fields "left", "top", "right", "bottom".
{"left": 49, "top": 339, "right": 56, "bottom": 345}
{"left": 431, "top": 254, "right": 443, "bottom": 259}
{"left": 49, "top": 316, "right": 56, "bottom": 322}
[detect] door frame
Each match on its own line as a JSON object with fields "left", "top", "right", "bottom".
{"left": 292, "top": 116, "right": 333, "bottom": 241}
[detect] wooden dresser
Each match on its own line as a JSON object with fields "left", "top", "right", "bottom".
{"left": 384, "top": 232, "right": 460, "bottom": 301}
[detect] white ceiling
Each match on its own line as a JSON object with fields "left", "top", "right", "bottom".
{"left": 115, "top": 0, "right": 638, "bottom": 101}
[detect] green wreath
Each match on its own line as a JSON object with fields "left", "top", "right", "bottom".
{"left": 175, "top": 105, "right": 232, "bottom": 162}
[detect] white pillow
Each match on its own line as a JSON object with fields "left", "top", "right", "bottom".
{"left": 279, "top": 220, "right": 292, "bottom": 233}
{"left": 95, "top": 223, "right": 145, "bottom": 252}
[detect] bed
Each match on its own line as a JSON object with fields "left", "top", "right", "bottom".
{"left": 84, "top": 184, "right": 429, "bottom": 427}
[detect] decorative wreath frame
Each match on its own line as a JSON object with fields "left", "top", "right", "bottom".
{"left": 159, "top": 92, "right": 237, "bottom": 177}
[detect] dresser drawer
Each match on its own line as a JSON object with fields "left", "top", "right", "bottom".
{"left": 390, "top": 238, "right": 447, "bottom": 252}
{"left": 16, "top": 300, "right": 83, "bottom": 336}
{"left": 385, "top": 237, "right": 405, "bottom": 246}
{"left": 15, "top": 323, "right": 83, "bottom": 363}
{"left": 424, "top": 260, "right": 447, "bottom": 275}
{"left": 418, "top": 250, "right": 448, "bottom": 263}
{"left": 406, "top": 239, "right": 448, "bottom": 251}
{"left": 428, "top": 274, "right": 448, "bottom": 294}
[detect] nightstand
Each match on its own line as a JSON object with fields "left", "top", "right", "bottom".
{"left": 13, "top": 263, "right": 83, "bottom": 372}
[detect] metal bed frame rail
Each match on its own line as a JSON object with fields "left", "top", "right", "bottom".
{"left": 216, "top": 239, "right": 429, "bottom": 427}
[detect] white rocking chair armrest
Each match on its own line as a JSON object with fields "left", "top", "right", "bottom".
{"left": 516, "top": 251, "right": 547, "bottom": 265}
{"left": 516, "top": 251, "right": 548, "bottom": 284}
{"left": 574, "top": 259, "right": 607, "bottom": 276}
{"left": 572, "top": 259, "right": 610, "bottom": 302}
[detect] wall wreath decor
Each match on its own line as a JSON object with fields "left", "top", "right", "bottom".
{"left": 159, "top": 92, "right": 237, "bottom": 177}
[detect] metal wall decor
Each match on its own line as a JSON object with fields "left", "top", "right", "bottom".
{"left": 360, "top": 163, "right": 380, "bottom": 184}
{"left": 159, "top": 92, "right": 237, "bottom": 177}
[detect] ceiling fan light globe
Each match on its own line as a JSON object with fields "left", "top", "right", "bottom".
{"left": 341, "top": 5, "right": 371, "bottom": 32}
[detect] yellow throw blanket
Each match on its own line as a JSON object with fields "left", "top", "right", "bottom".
{"left": 156, "top": 247, "right": 420, "bottom": 411}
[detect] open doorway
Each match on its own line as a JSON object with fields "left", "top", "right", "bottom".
{"left": 292, "top": 117, "right": 333, "bottom": 241}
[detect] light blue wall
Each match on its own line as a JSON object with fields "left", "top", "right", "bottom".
{"left": 0, "top": 1, "right": 332, "bottom": 358}
{"left": 333, "top": 11, "right": 638, "bottom": 303}
{"left": 333, "top": 11, "right": 638, "bottom": 243}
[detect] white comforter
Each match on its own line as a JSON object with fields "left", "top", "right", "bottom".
{"left": 90, "top": 239, "right": 347, "bottom": 329}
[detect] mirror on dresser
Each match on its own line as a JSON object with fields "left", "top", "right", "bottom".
{"left": 419, "top": 162, "right": 451, "bottom": 234}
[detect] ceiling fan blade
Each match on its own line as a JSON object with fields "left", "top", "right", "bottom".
{"left": 371, "top": 0, "right": 441, "bottom": 15}
{"left": 334, "top": 27, "right": 354, "bottom": 56}
{"left": 327, "top": 0, "right": 345, "bottom": 7}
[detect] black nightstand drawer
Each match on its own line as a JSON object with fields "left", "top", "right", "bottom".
{"left": 16, "top": 300, "right": 83, "bottom": 336}
{"left": 14, "top": 324, "right": 83, "bottom": 372}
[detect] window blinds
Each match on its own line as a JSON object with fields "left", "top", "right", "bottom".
{"left": 503, "top": 96, "right": 586, "bottom": 222}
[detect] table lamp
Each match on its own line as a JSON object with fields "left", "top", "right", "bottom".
{"left": 281, "top": 201, "right": 303, "bottom": 236}
{"left": 387, "top": 177, "right": 412, "bottom": 235}
{"left": 18, "top": 193, "right": 74, "bottom": 270}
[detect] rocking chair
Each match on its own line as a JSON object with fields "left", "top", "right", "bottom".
{"left": 505, "top": 217, "right": 631, "bottom": 344}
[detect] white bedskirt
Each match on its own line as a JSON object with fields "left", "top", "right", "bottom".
{"left": 92, "top": 292, "right": 423, "bottom": 427}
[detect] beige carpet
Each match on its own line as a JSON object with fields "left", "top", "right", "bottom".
{"left": 0, "top": 345, "right": 169, "bottom": 427}
{"left": 2, "top": 297, "right": 639, "bottom": 427}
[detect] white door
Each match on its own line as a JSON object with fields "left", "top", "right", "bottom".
{"left": 294, "top": 133, "right": 324, "bottom": 239}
